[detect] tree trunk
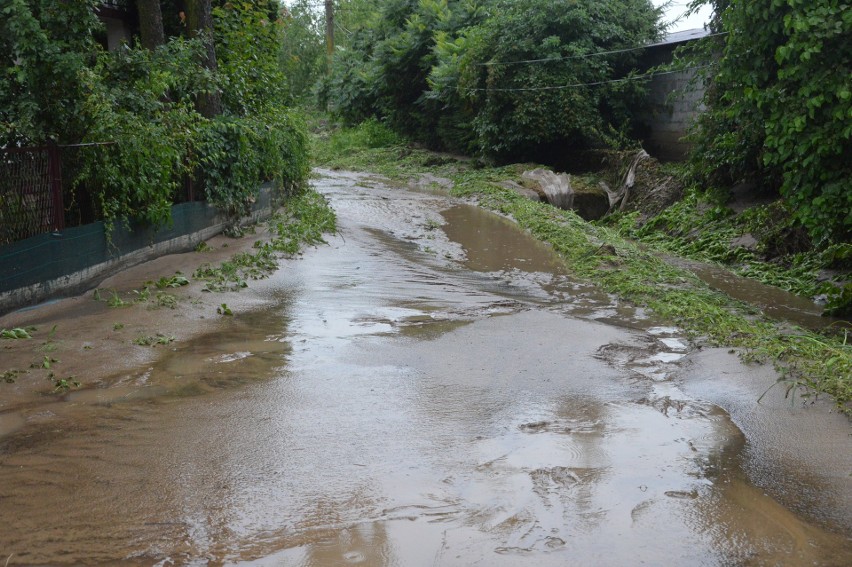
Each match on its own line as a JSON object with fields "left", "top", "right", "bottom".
{"left": 185, "top": 0, "right": 222, "bottom": 117}
{"left": 137, "top": 0, "right": 165, "bottom": 50}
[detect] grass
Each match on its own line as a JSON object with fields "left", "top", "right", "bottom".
{"left": 602, "top": 189, "right": 850, "bottom": 308}
{"left": 313, "top": 121, "right": 852, "bottom": 413}
{"left": 193, "top": 189, "right": 336, "bottom": 292}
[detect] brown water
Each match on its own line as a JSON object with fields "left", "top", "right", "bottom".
{"left": 669, "top": 256, "right": 843, "bottom": 329}
{"left": 0, "top": 170, "right": 850, "bottom": 566}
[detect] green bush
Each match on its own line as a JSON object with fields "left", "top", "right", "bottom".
{"left": 434, "top": 0, "right": 661, "bottom": 159}
{"left": 2, "top": 1, "right": 310, "bottom": 231}
{"left": 688, "top": 0, "right": 852, "bottom": 245}
{"left": 324, "top": 0, "right": 661, "bottom": 160}
{"left": 0, "top": 0, "right": 101, "bottom": 144}
{"left": 214, "top": 0, "right": 292, "bottom": 115}
{"left": 74, "top": 39, "right": 211, "bottom": 227}
{"left": 195, "top": 108, "right": 309, "bottom": 217}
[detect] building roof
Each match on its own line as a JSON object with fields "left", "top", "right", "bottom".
{"left": 647, "top": 28, "right": 711, "bottom": 48}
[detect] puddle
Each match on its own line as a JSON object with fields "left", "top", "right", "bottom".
{"left": 0, "top": 169, "right": 850, "bottom": 566}
{"left": 441, "top": 204, "right": 567, "bottom": 275}
{"left": 670, "top": 257, "right": 843, "bottom": 329}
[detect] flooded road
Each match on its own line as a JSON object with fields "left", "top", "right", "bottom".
{"left": 0, "top": 170, "right": 850, "bottom": 566}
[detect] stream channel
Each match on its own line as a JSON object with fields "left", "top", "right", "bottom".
{"left": 0, "top": 169, "right": 850, "bottom": 566}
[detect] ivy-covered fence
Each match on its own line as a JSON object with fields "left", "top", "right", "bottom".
{"left": 0, "top": 141, "right": 207, "bottom": 247}
{"left": 0, "top": 146, "right": 62, "bottom": 245}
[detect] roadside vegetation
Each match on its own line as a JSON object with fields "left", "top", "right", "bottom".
{"left": 313, "top": 118, "right": 851, "bottom": 412}
{"left": 1, "top": 1, "right": 309, "bottom": 229}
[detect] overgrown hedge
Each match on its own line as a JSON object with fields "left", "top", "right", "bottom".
{"left": 323, "top": 0, "right": 662, "bottom": 160}
{"left": 1, "top": 0, "right": 309, "bottom": 232}
{"left": 687, "top": 0, "right": 851, "bottom": 245}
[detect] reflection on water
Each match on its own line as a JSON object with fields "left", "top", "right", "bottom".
{"left": 0, "top": 170, "right": 850, "bottom": 566}
{"left": 441, "top": 205, "right": 567, "bottom": 275}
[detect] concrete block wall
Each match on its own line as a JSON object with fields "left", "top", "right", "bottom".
{"left": 642, "top": 67, "right": 706, "bottom": 162}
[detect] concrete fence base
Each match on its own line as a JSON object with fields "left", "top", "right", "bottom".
{"left": 0, "top": 184, "right": 274, "bottom": 316}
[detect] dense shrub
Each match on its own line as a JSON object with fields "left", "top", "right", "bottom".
{"left": 324, "top": 0, "right": 662, "bottom": 160}
{"left": 214, "top": 0, "right": 292, "bottom": 115}
{"left": 434, "top": 0, "right": 660, "bottom": 159}
{"left": 75, "top": 39, "right": 212, "bottom": 226}
{"left": 196, "top": 108, "right": 309, "bottom": 217}
{"left": 0, "top": 0, "right": 101, "bottom": 144}
{"left": 1, "top": 0, "right": 310, "bottom": 230}
{"left": 688, "top": 0, "right": 851, "bottom": 244}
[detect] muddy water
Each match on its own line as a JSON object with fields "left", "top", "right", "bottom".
{"left": 667, "top": 256, "right": 839, "bottom": 329}
{"left": 0, "top": 170, "right": 850, "bottom": 566}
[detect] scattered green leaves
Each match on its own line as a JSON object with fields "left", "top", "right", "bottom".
{"left": 153, "top": 292, "right": 178, "bottom": 310}
{"left": 52, "top": 376, "right": 81, "bottom": 392}
{"left": 32, "top": 356, "right": 59, "bottom": 370}
{"left": 133, "top": 333, "right": 176, "bottom": 347}
{"left": 153, "top": 273, "right": 190, "bottom": 289}
{"left": 1, "top": 328, "right": 32, "bottom": 340}
{"left": 193, "top": 189, "right": 336, "bottom": 292}
{"left": 2, "top": 369, "right": 26, "bottom": 384}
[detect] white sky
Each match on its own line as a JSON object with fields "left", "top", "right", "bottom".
{"left": 281, "top": 1, "right": 715, "bottom": 34}
{"left": 652, "top": 0, "right": 713, "bottom": 33}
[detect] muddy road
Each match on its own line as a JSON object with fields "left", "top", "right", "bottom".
{"left": 0, "top": 170, "right": 850, "bottom": 566}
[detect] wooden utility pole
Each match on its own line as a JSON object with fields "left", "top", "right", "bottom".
{"left": 325, "top": 0, "right": 334, "bottom": 71}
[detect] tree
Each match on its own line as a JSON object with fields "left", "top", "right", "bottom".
{"left": 185, "top": 0, "right": 222, "bottom": 117}
{"left": 280, "top": 0, "right": 326, "bottom": 100}
{"left": 443, "top": 0, "right": 661, "bottom": 160}
{"left": 213, "top": 0, "right": 291, "bottom": 114}
{"left": 324, "top": 0, "right": 662, "bottom": 159}
{"left": 0, "top": 0, "right": 101, "bottom": 145}
{"left": 137, "top": 0, "right": 166, "bottom": 49}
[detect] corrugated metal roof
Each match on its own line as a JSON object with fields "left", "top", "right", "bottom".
{"left": 647, "top": 28, "right": 710, "bottom": 48}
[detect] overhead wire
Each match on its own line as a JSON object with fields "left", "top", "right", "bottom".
{"left": 462, "top": 64, "right": 716, "bottom": 93}
{"left": 479, "top": 32, "right": 726, "bottom": 66}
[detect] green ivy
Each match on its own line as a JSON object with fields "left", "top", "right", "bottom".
{"left": 196, "top": 107, "right": 310, "bottom": 217}
{"left": 75, "top": 40, "right": 211, "bottom": 227}
{"left": 2, "top": 1, "right": 309, "bottom": 232}
{"left": 0, "top": 0, "right": 101, "bottom": 144}
{"left": 214, "top": 0, "right": 292, "bottom": 115}
{"left": 687, "top": 0, "right": 851, "bottom": 245}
